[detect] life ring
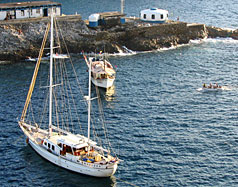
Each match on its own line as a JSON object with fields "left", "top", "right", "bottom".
{"left": 26, "top": 138, "right": 29, "bottom": 144}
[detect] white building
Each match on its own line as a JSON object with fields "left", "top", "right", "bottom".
{"left": 89, "top": 13, "right": 100, "bottom": 27}
{"left": 88, "top": 11, "right": 126, "bottom": 27}
{"left": 140, "top": 8, "right": 168, "bottom": 23}
{"left": 0, "top": 1, "right": 61, "bottom": 21}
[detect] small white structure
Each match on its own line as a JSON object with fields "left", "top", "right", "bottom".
{"left": 88, "top": 11, "right": 126, "bottom": 27}
{"left": 89, "top": 14, "right": 100, "bottom": 27}
{"left": 140, "top": 8, "right": 168, "bottom": 23}
{"left": 0, "top": 1, "right": 61, "bottom": 21}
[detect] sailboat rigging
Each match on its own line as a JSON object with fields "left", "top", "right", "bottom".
{"left": 18, "top": 11, "right": 119, "bottom": 177}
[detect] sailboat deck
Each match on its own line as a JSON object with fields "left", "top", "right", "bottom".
{"left": 33, "top": 131, "right": 47, "bottom": 140}
{"left": 48, "top": 134, "right": 95, "bottom": 149}
{"left": 89, "top": 58, "right": 116, "bottom": 75}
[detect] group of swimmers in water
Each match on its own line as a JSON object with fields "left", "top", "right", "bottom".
{"left": 203, "top": 83, "right": 222, "bottom": 89}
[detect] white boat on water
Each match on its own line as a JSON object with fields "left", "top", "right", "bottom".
{"left": 25, "top": 56, "right": 49, "bottom": 62}
{"left": 52, "top": 53, "right": 69, "bottom": 59}
{"left": 197, "top": 85, "right": 231, "bottom": 92}
{"left": 83, "top": 54, "right": 116, "bottom": 88}
{"left": 18, "top": 12, "right": 119, "bottom": 177}
{"left": 25, "top": 53, "right": 69, "bottom": 62}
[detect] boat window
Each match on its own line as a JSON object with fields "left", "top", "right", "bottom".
{"left": 48, "top": 143, "right": 50, "bottom": 148}
{"left": 44, "top": 142, "right": 47, "bottom": 146}
{"left": 152, "top": 14, "right": 155, "bottom": 19}
{"left": 161, "top": 14, "right": 164, "bottom": 19}
{"left": 143, "top": 14, "right": 146, "bottom": 19}
{"left": 52, "top": 145, "right": 55, "bottom": 151}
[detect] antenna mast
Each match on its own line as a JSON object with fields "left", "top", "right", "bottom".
{"left": 121, "top": 0, "right": 124, "bottom": 14}
{"left": 49, "top": 9, "right": 54, "bottom": 136}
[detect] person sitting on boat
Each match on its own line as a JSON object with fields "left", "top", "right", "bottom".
{"left": 208, "top": 83, "right": 212, "bottom": 88}
{"left": 213, "top": 83, "right": 218, "bottom": 89}
{"left": 203, "top": 83, "right": 207, "bottom": 88}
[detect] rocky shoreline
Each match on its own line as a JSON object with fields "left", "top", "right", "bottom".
{"left": 0, "top": 15, "right": 238, "bottom": 62}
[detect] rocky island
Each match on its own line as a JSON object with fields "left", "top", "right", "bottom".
{"left": 0, "top": 15, "right": 238, "bottom": 62}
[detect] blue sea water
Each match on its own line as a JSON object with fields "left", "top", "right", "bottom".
{"left": 1, "top": 0, "right": 238, "bottom": 187}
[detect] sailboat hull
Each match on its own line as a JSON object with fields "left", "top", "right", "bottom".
{"left": 91, "top": 77, "right": 115, "bottom": 88}
{"left": 19, "top": 123, "right": 118, "bottom": 177}
{"left": 28, "top": 137, "right": 118, "bottom": 177}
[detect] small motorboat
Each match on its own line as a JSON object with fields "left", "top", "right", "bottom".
{"left": 25, "top": 53, "right": 68, "bottom": 62}
{"left": 25, "top": 56, "right": 49, "bottom": 62}
{"left": 52, "top": 53, "right": 69, "bottom": 59}
{"left": 197, "top": 83, "right": 231, "bottom": 92}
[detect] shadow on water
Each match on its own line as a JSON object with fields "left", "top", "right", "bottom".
{"left": 97, "top": 85, "right": 116, "bottom": 102}
{"left": 90, "top": 84, "right": 117, "bottom": 103}
{"left": 21, "top": 145, "right": 117, "bottom": 187}
{"left": 105, "top": 86, "right": 116, "bottom": 102}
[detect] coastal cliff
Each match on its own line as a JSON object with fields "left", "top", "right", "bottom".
{"left": 0, "top": 15, "right": 237, "bottom": 62}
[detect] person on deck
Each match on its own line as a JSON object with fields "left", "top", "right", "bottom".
{"left": 213, "top": 83, "right": 218, "bottom": 89}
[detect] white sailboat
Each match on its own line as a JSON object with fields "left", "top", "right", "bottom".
{"left": 83, "top": 54, "right": 116, "bottom": 88}
{"left": 18, "top": 12, "right": 119, "bottom": 177}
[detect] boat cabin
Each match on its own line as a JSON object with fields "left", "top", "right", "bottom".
{"left": 44, "top": 133, "right": 101, "bottom": 159}
{"left": 0, "top": 1, "right": 61, "bottom": 21}
{"left": 91, "top": 59, "right": 115, "bottom": 79}
{"left": 42, "top": 138, "right": 61, "bottom": 155}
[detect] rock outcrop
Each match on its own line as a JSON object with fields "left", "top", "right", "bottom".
{"left": 0, "top": 15, "right": 237, "bottom": 62}
{"left": 206, "top": 26, "right": 238, "bottom": 39}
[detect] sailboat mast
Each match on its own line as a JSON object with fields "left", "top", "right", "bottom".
{"left": 87, "top": 57, "right": 92, "bottom": 144}
{"left": 49, "top": 9, "right": 54, "bottom": 136}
